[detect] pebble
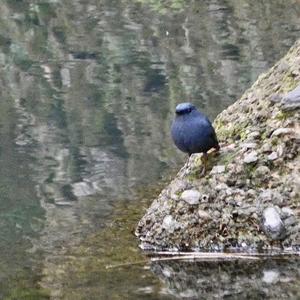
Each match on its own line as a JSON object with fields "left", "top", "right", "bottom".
{"left": 215, "top": 183, "right": 228, "bottom": 191}
{"left": 198, "top": 209, "right": 211, "bottom": 220}
{"left": 247, "top": 131, "right": 260, "bottom": 140}
{"left": 271, "top": 128, "right": 293, "bottom": 137}
{"left": 262, "top": 270, "right": 280, "bottom": 284}
{"left": 255, "top": 165, "right": 270, "bottom": 177}
{"left": 280, "top": 84, "right": 300, "bottom": 111}
{"left": 162, "top": 215, "right": 180, "bottom": 233}
{"left": 210, "top": 165, "right": 226, "bottom": 175}
{"left": 243, "top": 151, "right": 258, "bottom": 163}
{"left": 281, "top": 207, "right": 294, "bottom": 217}
{"left": 261, "top": 207, "right": 286, "bottom": 240}
{"left": 181, "top": 189, "right": 201, "bottom": 205}
{"left": 268, "top": 151, "right": 278, "bottom": 161}
{"left": 261, "top": 142, "right": 272, "bottom": 153}
{"left": 241, "top": 142, "right": 257, "bottom": 150}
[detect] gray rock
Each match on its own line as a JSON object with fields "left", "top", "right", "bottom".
{"left": 261, "top": 142, "right": 272, "bottom": 153}
{"left": 262, "top": 269, "right": 280, "bottom": 284}
{"left": 280, "top": 84, "right": 300, "bottom": 111}
{"left": 247, "top": 131, "right": 260, "bottom": 140}
{"left": 198, "top": 209, "right": 211, "bottom": 220}
{"left": 267, "top": 152, "right": 278, "bottom": 161}
{"left": 181, "top": 189, "right": 201, "bottom": 205}
{"left": 271, "top": 128, "right": 293, "bottom": 137}
{"left": 261, "top": 207, "right": 286, "bottom": 240}
{"left": 281, "top": 207, "right": 294, "bottom": 217}
{"left": 210, "top": 165, "right": 226, "bottom": 175}
{"left": 241, "top": 142, "right": 258, "bottom": 150}
{"left": 284, "top": 216, "right": 297, "bottom": 227}
{"left": 215, "top": 183, "right": 228, "bottom": 191}
{"left": 162, "top": 215, "right": 181, "bottom": 233}
{"left": 135, "top": 41, "right": 300, "bottom": 252}
{"left": 170, "top": 179, "right": 189, "bottom": 195}
{"left": 255, "top": 166, "right": 270, "bottom": 178}
{"left": 243, "top": 151, "right": 258, "bottom": 163}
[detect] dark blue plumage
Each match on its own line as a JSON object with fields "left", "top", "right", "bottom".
{"left": 171, "top": 103, "right": 219, "bottom": 174}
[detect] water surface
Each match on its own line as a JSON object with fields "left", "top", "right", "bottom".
{"left": 0, "top": 0, "right": 300, "bottom": 298}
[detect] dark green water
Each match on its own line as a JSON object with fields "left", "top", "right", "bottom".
{"left": 0, "top": 0, "right": 299, "bottom": 299}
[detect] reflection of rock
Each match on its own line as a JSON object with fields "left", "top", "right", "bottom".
{"left": 151, "top": 259, "right": 300, "bottom": 299}
{"left": 72, "top": 181, "right": 95, "bottom": 197}
{"left": 136, "top": 40, "right": 300, "bottom": 251}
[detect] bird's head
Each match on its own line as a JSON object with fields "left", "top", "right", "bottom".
{"left": 175, "top": 102, "right": 196, "bottom": 115}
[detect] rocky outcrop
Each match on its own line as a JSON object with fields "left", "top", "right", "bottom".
{"left": 136, "top": 40, "right": 300, "bottom": 252}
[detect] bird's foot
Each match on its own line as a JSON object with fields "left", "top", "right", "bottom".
{"left": 199, "top": 152, "right": 208, "bottom": 177}
{"left": 199, "top": 166, "right": 207, "bottom": 177}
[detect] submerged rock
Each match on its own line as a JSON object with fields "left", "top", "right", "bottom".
{"left": 136, "top": 39, "right": 300, "bottom": 252}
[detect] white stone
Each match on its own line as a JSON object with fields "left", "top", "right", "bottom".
{"left": 281, "top": 207, "right": 294, "bottom": 217}
{"left": 247, "top": 131, "right": 260, "bottom": 139}
{"left": 271, "top": 128, "right": 293, "bottom": 137}
{"left": 268, "top": 151, "right": 278, "bottom": 161}
{"left": 162, "top": 215, "right": 179, "bottom": 233}
{"left": 198, "top": 209, "right": 211, "bottom": 220}
{"left": 263, "top": 207, "right": 282, "bottom": 229}
{"left": 210, "top": 165, "right": 226, "bottom": 175}
{"left": 262, "top": 270, "right": 279, "bottom": 284}
{"left": 262, "top": 207, "right": 285, "bottom": 240}
{"left": 243, "top": 151, "right": 258, "bottom": 163}
{"left": 181, "top": 189, "right": 201, "bottom": 205}
{"left": 241, "top": 142, "right": 257, "bottom": 149}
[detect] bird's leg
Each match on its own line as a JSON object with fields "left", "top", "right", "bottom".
{"left": 200, "top": 152, "right": 208, "bottom": 176}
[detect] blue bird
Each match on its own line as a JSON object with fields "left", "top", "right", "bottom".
{"left": 171, "top": 102, "right": 220, "bottom": 175}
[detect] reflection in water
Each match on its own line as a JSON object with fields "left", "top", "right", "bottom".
{"left": 151, "top": 258, "right": 300, "bottom": 299}
{"left": 0, "top": 0, "right": 299, "bottom": 298}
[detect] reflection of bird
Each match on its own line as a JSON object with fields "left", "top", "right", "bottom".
{"left": 171, "top": 103, "right": 220, "bottom": 175}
